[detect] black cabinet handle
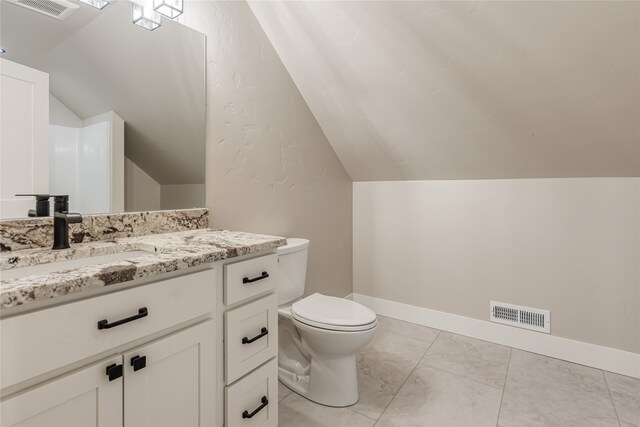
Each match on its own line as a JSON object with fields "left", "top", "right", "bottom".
{"left": 131, "top": 355, "right": 147, "bottom": 372}
{"left": 242, "top": 396, "right": 269, "bottom": 419}
{"left": 97, "top": 307, "right": 148, "bottom": 330}
{"left": 242, "top": 327, "right": 268, "bottom": 344}
{"left": 243, "top": 271, "right": 269, "bottom": 284}
{"left": 106, "top": 364, "right": 123, "bottom": 381}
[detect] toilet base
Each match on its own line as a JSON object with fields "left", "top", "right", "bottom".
{"left": 279, "top": 353, "right": 360, "bottom": 407}
{"left": 277, "top": 302, "right": 377, "bottom": 408}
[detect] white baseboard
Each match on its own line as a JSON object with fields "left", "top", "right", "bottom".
{"left": 352, "top": 293, "right": 640, "bottom": 379}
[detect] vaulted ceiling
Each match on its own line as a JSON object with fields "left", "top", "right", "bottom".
{"left": 249, "top": 1, "right": 640, "bottom": 181}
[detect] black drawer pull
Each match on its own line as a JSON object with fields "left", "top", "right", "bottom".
{"left": 106, "top": 363, "right": 123, "bottom": 381}
{"left": 97, "top": 307, "right": 148, "bottom": 330}
{"left": 242, "top": 396, "right": 269, "bottom": 419}
{"left": 243, "top": 271, "right": 269, "bottom": 284}
{"left": 242, "top": 327, "right": 268, "bottom": 344}
{"left": 131, "top": 355, "right": 147, "bottom": 372}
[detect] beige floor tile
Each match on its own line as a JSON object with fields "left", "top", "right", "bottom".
{"left": 421, "top": 332, "right": 511, "bottom": 388}
{"left": 278, "top": 392, "right": 375, "bottom": 427}
{"left": 605, "top": 371, "right": 640, "bottom": 427}
{"left": 352, "top": 329, "right": 432, "bottom": 420}
{"left": 376, "top": 316, "right": 440, "bottom": 344}
{"left": 279, "top": 381, "right": 292, "bottom": 402}
{"left": 498, "top": 350, "right": 619, "bottom": 427}
{"left": 376, "top": 365, "right": 503, "bottom": 427}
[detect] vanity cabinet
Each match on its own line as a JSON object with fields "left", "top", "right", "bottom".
{"left": 1, "top": 248, "right": 282, "bottom": 427}
{"left": 1, "top": 268, "right": 217, "bottom": 427}
{"left": 1, "top": 321, "right": 214, "bottom": 427}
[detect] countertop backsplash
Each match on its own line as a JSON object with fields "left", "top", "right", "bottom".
{"left": 0, "top": 208, "right": 209, "bottom": 252}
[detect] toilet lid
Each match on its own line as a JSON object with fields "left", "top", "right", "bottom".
{"left": 291, "top": 293, "right": 377, "bottom": 330}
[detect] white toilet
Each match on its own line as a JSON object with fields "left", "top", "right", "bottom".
{"left": 277, "top": 238, "right": 377, "bottom": 407}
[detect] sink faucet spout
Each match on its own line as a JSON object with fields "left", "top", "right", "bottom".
{"left": 53, "top": 212, "right": 83, "bottom": 250}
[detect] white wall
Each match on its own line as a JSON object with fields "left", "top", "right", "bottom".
{"left": 353, "top": 178, "right": 640, "bottom": 354}
{"left": 124, "top": 157, "right": 160, "bottom": 212}
{"left": 183, "top": 1, "right": 353, "bottom": 297}
{"left": 161, "top": 184, "right": 204, "bottom": 210}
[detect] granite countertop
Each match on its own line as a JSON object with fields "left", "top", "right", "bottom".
{"left": 0, "top": 229, "right": 286, "bottom": 309}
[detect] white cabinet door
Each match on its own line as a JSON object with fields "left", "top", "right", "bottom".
{"left": 123, "top": 320, "right": 216, "bottom": 427}
{"left": 0, "top": 356, "right": 123, "bottom": 427}
{"left": 0, "top": 58, "right": 49, "bottom": 219}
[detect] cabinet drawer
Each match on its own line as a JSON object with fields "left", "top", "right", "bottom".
{"left": 224, "top": 254, "right": 277, "bottom": 306}
{"left": 225, "top": 358, "right": 278, "bottom": 427}
{"left": 1, "top": 268, "right": 215, "bottom": 390}
{"left": 225, "top": 294, "right": 277, "bottom": 384}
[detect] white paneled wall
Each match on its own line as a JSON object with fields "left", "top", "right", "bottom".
{"left": 49, "top": 112, "right": 123, "bottom": 214}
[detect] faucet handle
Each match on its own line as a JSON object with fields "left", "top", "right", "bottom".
{"left": 54, "top": 212, "right": 83, "bottom": 223}
{"left": 66, "top": 213, "right": 83, "bottom": 224}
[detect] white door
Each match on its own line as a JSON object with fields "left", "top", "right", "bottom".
{"left": 0, "top": 356, "right": 123, "bottom": 427}
{"left": 124, "top": 320, "right": 216, "bottom": 427}
{"left": 0, "top": 58, "right": 49, "bottom": 219}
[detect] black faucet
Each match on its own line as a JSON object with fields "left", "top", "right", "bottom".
{"left": 51, "top": 196, "right": 82, "bottom": 250}
{"left": 15, "top": 194, "right": 77, "bottom": 218}
{"left": 53, "top": 212, "right": 83, "bottom": 250}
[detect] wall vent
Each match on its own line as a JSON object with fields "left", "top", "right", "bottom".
{"left": 7, "top": 0, "right": 79, "bottom": 20}
{"left": 490, "top": 301, "right": 550, "bottom": 333}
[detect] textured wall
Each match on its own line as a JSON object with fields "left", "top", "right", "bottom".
{"left": 250, "top": 1, "right": 640, "bottom": 181}
{"left": 183, "top": 1, "right": 353, "bottom": 297}
{"left": 354, "top": 178, "right": 640, "bottom": 353}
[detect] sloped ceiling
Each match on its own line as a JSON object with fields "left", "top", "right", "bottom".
{"left": 249, "top": 1, "right": 640, "bottom": 181}
{"left": 1, "top": 0, "right": 205, "bottom": 185}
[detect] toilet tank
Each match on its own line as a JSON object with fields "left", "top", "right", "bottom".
{"left": 277, "top": 238, "right": 310, "bottom": 305}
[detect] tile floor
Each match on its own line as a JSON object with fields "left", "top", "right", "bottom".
{"left": 278, "top": 316, "right": 640, "bottom": 427}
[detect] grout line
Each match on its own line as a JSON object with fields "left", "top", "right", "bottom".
{"left": 421, "top": 363, "right": 505, "bottom": 391}
{"left": 349, "top": 408, "right": 378, "bottom": 423}
{"left": 495, "top": 348, "right": 513, "bottom": 427}
{"left": 415, "top": 330, "right": 507, "bottom": 390}
{"left": 370, "top": 330, "right": 442, "bottom": 426}
{"left": 602, "top": 371, "right": 623, "bottom": 427}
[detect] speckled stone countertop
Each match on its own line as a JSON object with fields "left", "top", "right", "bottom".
{"left": 0, "top": 229, "right": 286, "bottom": 309}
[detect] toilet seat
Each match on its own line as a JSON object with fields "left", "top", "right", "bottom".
{"left": 291, "top": 293, "right": 377, "bottom": 332}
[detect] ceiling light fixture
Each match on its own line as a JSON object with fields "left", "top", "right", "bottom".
{"left": 133, "top": 0, "right": 161, "bottom": 31}
{"left": 79, "top": 0, "right": 109, "bottom": 10}
{"left": 153, "top": 0, "right": 182, "bottom": 19}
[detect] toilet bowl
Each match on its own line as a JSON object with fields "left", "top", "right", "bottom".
{"left": 277, "top": 239, "right": 377, "bottom": 407}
